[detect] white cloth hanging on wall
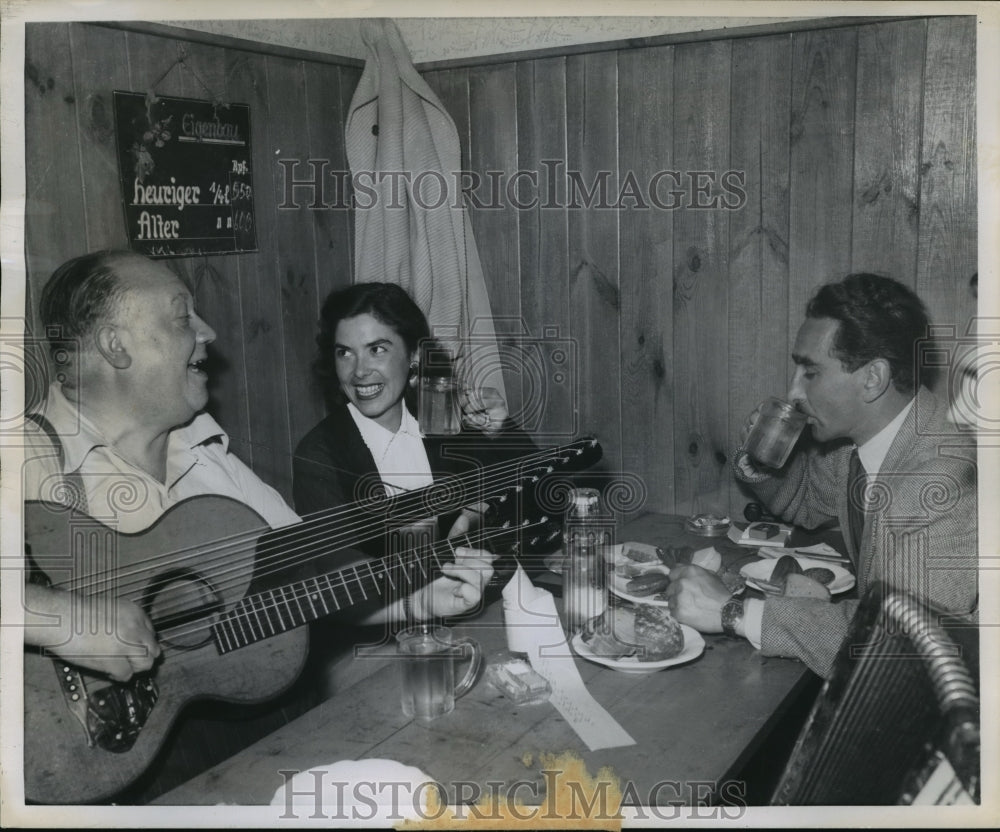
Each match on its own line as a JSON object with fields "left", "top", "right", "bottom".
{"left": 345, "top": 18, "right": 506, "bottom": 402}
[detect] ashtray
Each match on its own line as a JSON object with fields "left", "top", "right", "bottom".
{"left": 684, "top": 513, "right": 732, "bottom": 537}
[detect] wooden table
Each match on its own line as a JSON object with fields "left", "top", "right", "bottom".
{"left": 154, "top": 513, "right": 823, "bottom": 807}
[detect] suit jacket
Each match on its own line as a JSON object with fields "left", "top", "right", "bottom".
{"left": 737, "top": 387, "right": 978, "bottom": 677}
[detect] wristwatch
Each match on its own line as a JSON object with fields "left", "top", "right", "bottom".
{"left": 721, "top": 597, "right": 745, "bottom": 639}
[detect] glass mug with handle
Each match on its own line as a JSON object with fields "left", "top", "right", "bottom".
{"left": 417, "top": 344, "right": 462, "bottom": 435}
{"left": 396, "top": 625, "right": 483, "bottom": 720}
{"left": 743, "top": 397, "right": 808, "bottom": 469}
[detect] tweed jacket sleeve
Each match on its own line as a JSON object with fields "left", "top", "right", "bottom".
{"left": 738, "top": 388, "right": 978, "bottom": 678}
{"left": 734, "top": 439, "right": 849, "bottom": 532}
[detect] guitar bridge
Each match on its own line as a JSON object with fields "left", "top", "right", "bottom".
{"left": 54, "top": 661, "right": 159, "bottom": 752}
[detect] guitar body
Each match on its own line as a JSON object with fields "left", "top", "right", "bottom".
{"left": 21, "top": 437, "right": 604, "bottom": 803}
{"left": 24, "top": 496, "right": 309, "bottom": 804}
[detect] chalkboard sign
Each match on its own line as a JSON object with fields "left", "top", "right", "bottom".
{"left": 113, "top": 91, "right": 257, "bottom": 257}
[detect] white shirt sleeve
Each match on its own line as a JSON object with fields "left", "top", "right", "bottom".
{"left": 207, "top": 444, "right": 301, "bottom": 529}
{"left": 742, "top": 597, "right": 765, "bottom": 649}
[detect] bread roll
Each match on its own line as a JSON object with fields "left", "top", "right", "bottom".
{"left": 783, "top": 572, "right": 831, "bottom": 601}
{"left": 633, "top": 605, "right": 685, "bottom": 661}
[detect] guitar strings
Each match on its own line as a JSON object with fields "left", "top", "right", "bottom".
{"left": 156, "top": 512, "right": 548, "bottom": 648}
{"left": 56, "top": 440, "right": 577, "bottom": 597}
{"left": 154, "top": 519, "right": 540, "bottom": 648}
{"left": 51, "top": 442, "right": 590, "bottom": 623}
{"left": 52, "top": 464, "right": 541, "bottom": 646}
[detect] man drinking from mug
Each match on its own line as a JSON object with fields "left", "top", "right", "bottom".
{"left": 665, "top": 274, "right": 978, "bottom": 678}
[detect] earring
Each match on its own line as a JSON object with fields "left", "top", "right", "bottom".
{"left": 409, "top": 362, "right": 419, "bottom": 387}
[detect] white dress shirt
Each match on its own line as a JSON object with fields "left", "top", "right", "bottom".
{"left": 24, "top": 382, "right": 300, "bottom": 533}
{"left": 346, "top": 402, "right": 434, "bottom": 496}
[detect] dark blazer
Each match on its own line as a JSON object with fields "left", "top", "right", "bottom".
{"left": 737, "top": 387, "right": 978, "bottom": 677}
{"left": 293, "top": 402, "right": 540, "bottom": 556}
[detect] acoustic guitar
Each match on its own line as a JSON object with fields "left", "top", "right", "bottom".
{"left": 23, "top": 439, "right": 602, "bottom": 803}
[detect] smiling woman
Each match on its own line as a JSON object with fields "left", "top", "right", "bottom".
{"left": 293, "top": 282, "right": 533, "bottom": 523}
{"left": 291, "top": 282, "right": 540, "bottom": 697}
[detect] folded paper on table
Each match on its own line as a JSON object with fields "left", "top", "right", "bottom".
{"left": 757, "top": 542, "right": 846, "bottom": 561}
{"left": 501, "top": 567, "right": 636, "bottom": 751}
{"left": 728, "top": 522, "right": 793, "bottom": 547}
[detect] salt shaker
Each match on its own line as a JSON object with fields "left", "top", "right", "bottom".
{"left": 562, "top": 488, "right": 611, "bottom": 633}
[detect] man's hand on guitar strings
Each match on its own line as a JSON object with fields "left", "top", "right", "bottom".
{"left": 417, "top": 547, "right": 495, "bottom": 619}
{"left": 25, "top": 585, "right": 161, "bottom": 682}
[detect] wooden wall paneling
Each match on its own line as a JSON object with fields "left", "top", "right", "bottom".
{"left": 670, "top": 40, "right": 732, "bottom": 518}
{"left": 176, "top": 39, "right": 253, "bottom": 464}
{"left": 264, "top": 55, "right": 325, "bottom": 484}
{"left": 23, "top": 23, "right": 89, "bottom": 299}
{"left": 226, "top": 50, "right": 293, "bottom": 498}
{"left": 23, "top": 23, "right": 88, "bottom": 407}
{"left": 565, "top": 51, "right": 622, "bottom": 478}
{"left": 617, "top": 45, "right": 675, "bottom": 515}
{"left": 339, "top": 67, "right": 362, "bottom": 278}
{"left": 728, "top": 34, "right": 792, "bottom": 518}
{"left": 467, "top": 63, "right": 523, "bottom": 421}
{"left": 68, "top": 24, "right": 131, "bottom": 253}
{"left": 787, "top": 27, "right": 858, "bottom": 328}
{"left": 851, "top": 19, "right": 926, "bottom": 284}
{"left": 514, "top": 57, "right": 574, "bottom": 444}
{"left": 424, "top": 70, "right": 471, "bottom": 177}
{"left": 303, "top": 61, "right": 354, "bottom": 353}
{"left": 916, "top": 16, "right": 977, "bottom": 341}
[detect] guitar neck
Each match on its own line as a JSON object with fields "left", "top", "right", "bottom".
{"left": 213, "top": 525, "right": 518, "bottom": 653}
{"left": 250, "top": 437, "right": 600, "bottom": 583}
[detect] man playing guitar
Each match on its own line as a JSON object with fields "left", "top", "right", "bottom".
{"left": 21, "top": 250, "right": 495, "bottom": 800}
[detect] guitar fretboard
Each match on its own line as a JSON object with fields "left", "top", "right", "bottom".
{"left": 212, "top": 525, "right": 518, "bottom": 653}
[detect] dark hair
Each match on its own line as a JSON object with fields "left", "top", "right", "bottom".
{"left": 806, "top": 273, "right": 930, "bottom": 395}
{"left": 313, "top": 282, "right": 431, "bottom": 407}
{"left": 39, "top": 250, "right": 134, "bottom": 357}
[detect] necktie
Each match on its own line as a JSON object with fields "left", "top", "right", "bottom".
{"left": 847, "top": 447, "right": 868, "bottom": 559}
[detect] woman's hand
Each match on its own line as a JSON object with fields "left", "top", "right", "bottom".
{"left": 459, "top": 387, "right": 507, "bottom": 435}
{"left": 445, "top": 502, "right": 490, "bottom": 539}
{"left": 412, "top": 546, "right": 494, "bottom": 619}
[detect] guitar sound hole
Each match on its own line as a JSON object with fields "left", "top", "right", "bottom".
{"left": 142, "top": 569, "right": 223, "bottom": 649}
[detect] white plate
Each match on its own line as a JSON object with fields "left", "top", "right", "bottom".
{"left": 606, "top": 542, "right": 672, "bottom": 606}
{"left": 609, "top": 571, "right": 672, "bottom": 606}
{"left": 571, "top": 625, "right": 705, "bottom": 675}
{"left": 270, "top": 758, "right": 435, "bottom": 818}
{"left": 740, "top": 557, "right": 855, "bottom": 595}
